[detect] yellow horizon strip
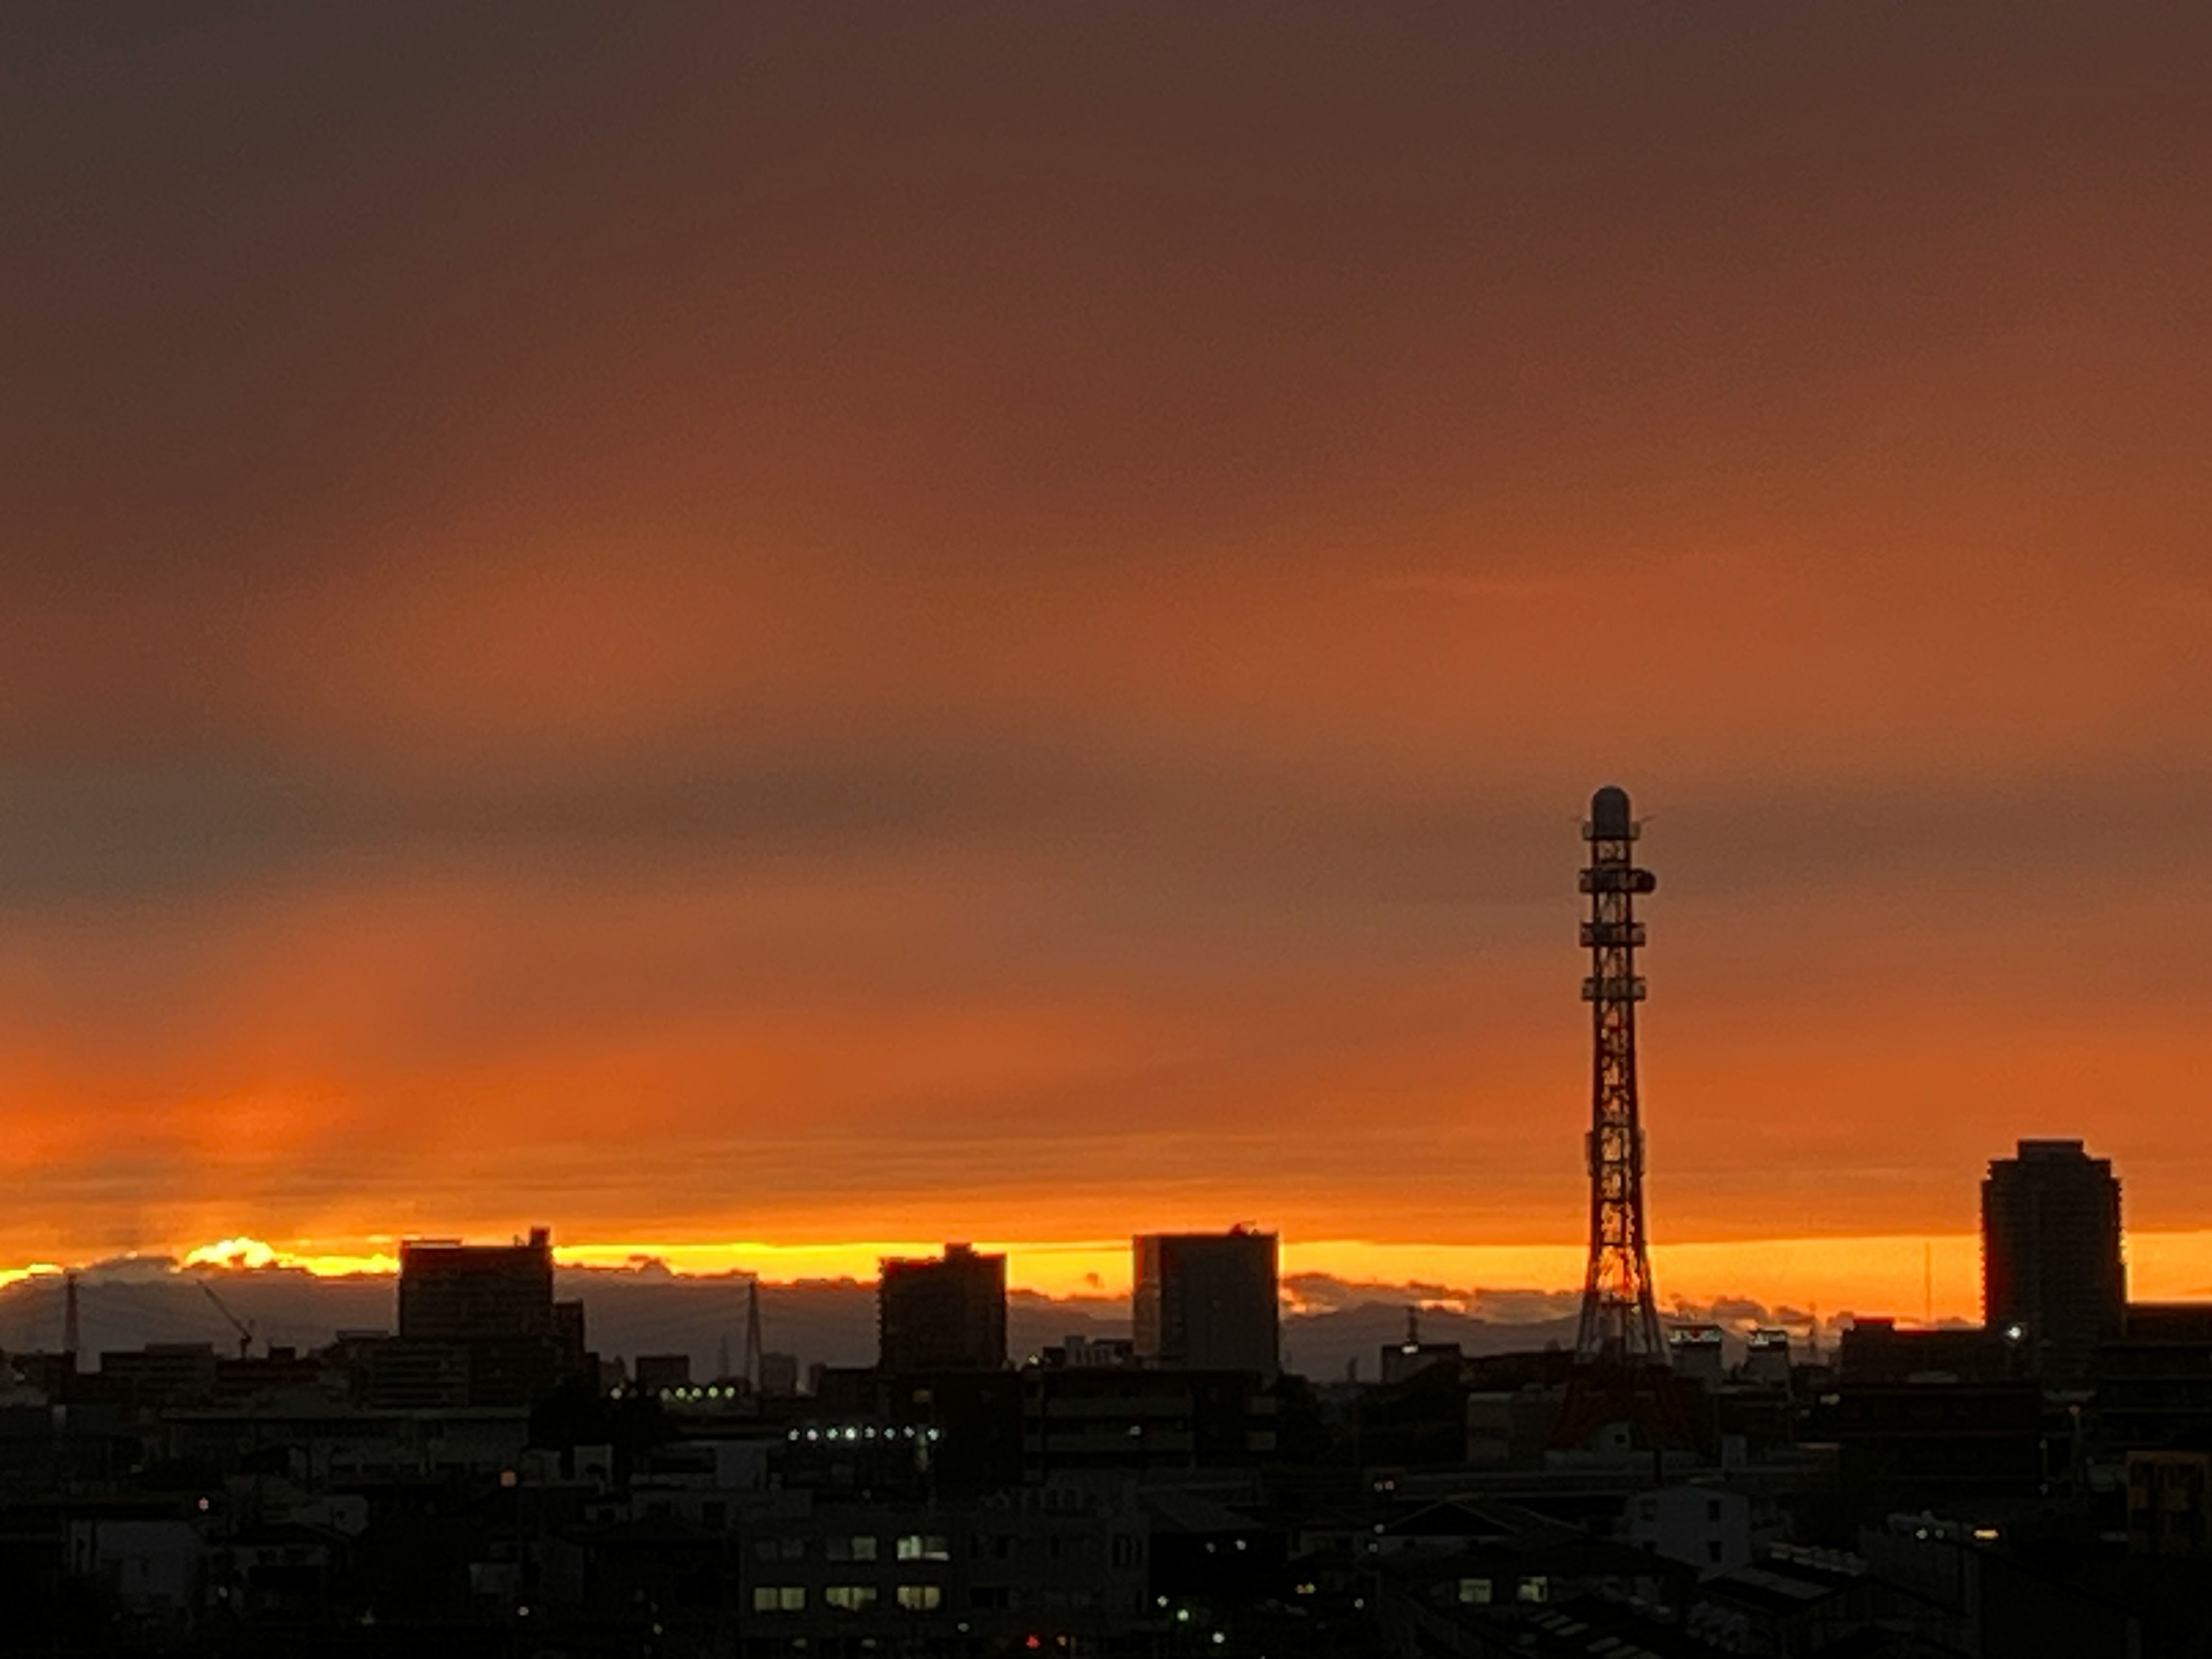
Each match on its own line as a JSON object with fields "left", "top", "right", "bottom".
{"left": 4, "top": 1230, "right": 2206, "bottom": 1321}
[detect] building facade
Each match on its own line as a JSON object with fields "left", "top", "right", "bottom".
{"left": 1981, "top": 1138, "right": 2124, "bottom": 1382}
{"left": 1132, "top": 1228, "right": 1279, "bottom": 1378}
{"left": 398, "top": 1229, "right": 557, "bottom": 1340}
{"left": 877, "top": 1243, "right": 1007, "bottom": 1373}
{"left": 388, "top": 1228, "right": 587, "bottom": 1405}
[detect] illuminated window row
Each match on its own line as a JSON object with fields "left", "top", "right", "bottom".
{"left": 752, "top": 1533, "right": 945, "bottom": 1562}
{"left": 1455, "top": 1576, "right": 1548, "bottom": 1605}
{"left": 751, "top": 1585, "right": 944, "bottom": 1613}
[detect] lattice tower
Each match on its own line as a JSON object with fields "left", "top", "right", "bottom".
{"left": 1575, "top": 785, "right": 1666, "bottom": 1362}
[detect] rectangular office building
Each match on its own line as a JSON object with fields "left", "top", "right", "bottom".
{"left": 1134, "top": 1228, "right": 1279, "bottom": 1379}
{"left": 879, "top": 1243, "right": 1007, "bottom": 1372}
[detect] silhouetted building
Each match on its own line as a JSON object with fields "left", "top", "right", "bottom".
{"left": 399, "top": 1228, "right": 561, "bottom": 1339}
{"left": 1831, "top": 1381, "right": 2052, "bottom": 1512}
{"left": 1667, "top": 1323, "right": 1726, "bottom": 1386}
{"left": 877, "top": 1243, "right": 1006, "bottom": 1372}
{"left": 728, "top": 1486, "right": 1150, "bottom": 1650}
{"left": 2096, "top": 1303, "right": 2212, "bottom": 1452}
{"left": 1025, "top": 1368, "right": 1278, "bottom": 1476}
{"left": 1133, "top": 1228, "right": 1279, "bottom": 1378}
{"left": 1838, "top": 1317, "right": 2013, "bottom": 1384}
{"left": 97, "top": 1343, "right": 218, "bottom": 1408}
{"left": 1982, "top": 1138, "right": 2124, "bottom": 1381}
{"left": 2128, "top": 1450, "right": 2212, "bottom": 1558}
{"left": 633, "top": 1354, "right": 691, "bottom": 1395}
{"left": 1035, "top": 1335, "right": 1137, "bottom": 1369}
{"left": 1743, "top": 1327, "right": 1792, "bottom": 1387}
{"left": 1380, "top": 1306, "right": 1461, "bottom": 1385}
{"left": 350, "top": 1337, "right": 468, "bottom": 1408}
{"left": 759, "top": 1351, "right": 800, "bottom": 1396}
{"left": 388, "top": 1228, "right": 588, "bottom": 1404}
{"left": 212, "top": 1346, "right": 322, "bottom": 1406}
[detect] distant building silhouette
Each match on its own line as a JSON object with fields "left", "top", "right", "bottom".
{"left": 1037, "top": 1334, "right": 1138, "bottom": 1370}
{"left": 387, "top": 1226, "right": 590, "bottom": 1405}
{"left": 1666, "top": 1323, "right": 1725, "bottom": 1387}
{"left": 634, "top": 1353, "right": 692, "bottom": 1395}
{"left": 400, "top": 1228, "right": 558, "bottom": 1340}
{"left": 878, "top": 1243, "right": 1006, "bottom": 1372}
{"left": 1982, "top": 1138, "right": 2124, "bottom": 1382}
{"left": 1133, "top": 1228, "right": 1279, "bottom": 1379}
{"left": 1743, "top": 1328, "right": 1793, "bottom": 1387}
{"left": 1380, "top": 1306, "right": 1461, "bottom": 1385}
{"left": 758, "top": 1351, "right": 801, "bottom": 1397}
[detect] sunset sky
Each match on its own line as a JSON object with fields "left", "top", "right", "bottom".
{"left": 5, "top": 6, "right": 2210, "bottom": 1318}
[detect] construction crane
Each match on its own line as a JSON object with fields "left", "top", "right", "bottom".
{"left": 200, "top": 1281, "right": 256, "bottom": 1359}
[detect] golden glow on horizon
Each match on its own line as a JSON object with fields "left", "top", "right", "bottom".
{"left": 15, "top": 1230, "right": 2193, "bottom": 1321}
{"left": 183, "top": 1237, "right": 283, "bottom": 1270}
{"left": 174, "top": 1237, "right": 400, "bottom": 1277}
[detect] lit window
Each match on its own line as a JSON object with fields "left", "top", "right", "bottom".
{"left": 896, "top": 1533, "right": 950, "bottom": 1561}
{"left": 751, "top": 1586, "right": 806, "bottom": 1612}
{"left": 1457, "top": 1578, "right": 1492, "bottom": 1605}
{"left": 896, "top": 1584, "right": 943, "bottom": 1611}
{"left": 1517, "top": 1576, "right": 1548, "bottom": 1604}
{"left": 825, "top": 1585, "right": 878, "bottom": 1611}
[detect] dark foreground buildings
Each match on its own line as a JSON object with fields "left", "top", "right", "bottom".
{"left": 6, "top": 1157, "right": 2212, "bottom": 1657}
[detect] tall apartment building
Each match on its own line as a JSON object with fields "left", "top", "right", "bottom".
{"left": 1982, "top": 1138, "right": 2124, "bottom": 1382}
{"left": 878, "top": 1243, "right": 1007, "bottom": 1372}
{"left": 399, "top": 1228, "right": 558, "bottom": 1340}
{"left": 1133, "top": 1228, "right": 1279, "bottom": 1379}
{"left": 388, "top": 1227, "right": 587, "bottom": 1405}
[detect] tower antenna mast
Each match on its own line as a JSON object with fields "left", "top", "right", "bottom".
{"left": 1574, "top": 785, "right": 1665, "bottom": 1362}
